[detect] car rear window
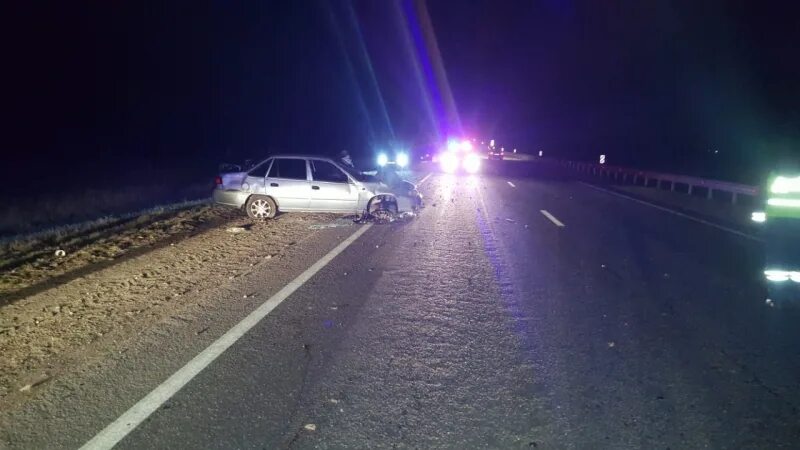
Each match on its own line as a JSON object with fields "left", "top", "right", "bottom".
{"left": 268, "top": 158, "right": 307, "bottom": 180}
{"left": 248, "top": 160, "right": 271, "bottom": 177}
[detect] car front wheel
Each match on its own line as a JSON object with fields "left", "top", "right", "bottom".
{"left": 245, "top": 196, "right": 277, "bottom": 219}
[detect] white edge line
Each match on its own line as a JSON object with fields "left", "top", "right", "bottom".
{"left": 417, "top": 172, "right": 433, "bottom": 186}
{"left": 579, "top": 182, "right": 761, "bottom": 242}
{"left": 540, "top": 210, "right": 565, "bottom": 227}
{"left": 80, "top": 223, "right": 374, "bottom": 450}
{"left": 507, "top": 181, "right": 516, "bottom": 188}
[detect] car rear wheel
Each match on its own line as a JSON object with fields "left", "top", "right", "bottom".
{"left": 245, "top": 196, "right": 277, "bottom": 219}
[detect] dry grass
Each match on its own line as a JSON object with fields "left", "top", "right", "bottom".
{"left": 0, "top": 182, "right": 210, "bottom": 237}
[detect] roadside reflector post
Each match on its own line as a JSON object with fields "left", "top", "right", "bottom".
{"left": 688, "top": 184, "right": 693, "bottom": 195}
{"left": 707, "top": 188, "right": 713, "bottom": 200}
{"left": 732, "top": 192, "right": 738, "bottom": 204}
{"left": 599, "top": 154, "right": 606, "bottom": 164}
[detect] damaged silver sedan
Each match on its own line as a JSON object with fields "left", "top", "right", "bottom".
{"left": 213, "top": 155, "right": 422, "bottom": 220}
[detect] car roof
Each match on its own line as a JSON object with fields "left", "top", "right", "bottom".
{"left": 255, "top": 154, "right": 341, "bottom": 163}
{"left": 271, "top": 154, "right": 337, "bottom": 160}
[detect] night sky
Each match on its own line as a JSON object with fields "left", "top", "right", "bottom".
{"left": 5, "top": 0, "right": 800, "bottom": 193}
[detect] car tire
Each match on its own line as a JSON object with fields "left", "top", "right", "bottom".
{"left": 245, "top": 195, "right": 277, "bottom": 219}
{"left": 368, "top": 196, "right": 398, "bottom": 223}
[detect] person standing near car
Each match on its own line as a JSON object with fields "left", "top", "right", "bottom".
{"left": 339, "top": 150, "right": 354, "bottom": 168}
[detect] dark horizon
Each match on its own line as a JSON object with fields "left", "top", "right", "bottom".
{"left": 5, "top": 0, "right": 800, "bottom": 193}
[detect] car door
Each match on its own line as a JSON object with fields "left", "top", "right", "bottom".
{"left": 308, "top": 159, "right": 359, "bottom": 212}
{"left": 264, "top": 157, "right": 311, "bottom": 210}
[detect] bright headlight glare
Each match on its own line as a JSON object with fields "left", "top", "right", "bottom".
{"left": 751, "top": 211, "right": 766, "bottom": 222}
{"left": 770, "top": 176, "right": 800, "bottom": 194}
{"left": 396, "top": 152, "right": 409, "bottom": 168}
{"left": 765, "top": 270, "right": 790, "bottom": 282}
{"left": 440, "top": 152, "right": 459, "bottom": 173}
{"left": 767, "top": 198, "right": 800, "bottom": 207}
{"left": 463, "top": 153, "right": 480, "bottom": 174}
{"left": 764, "top": 269, "right": 800, "bottom": 282}
{"left": 377, "top": 153, "right": 388, "bottom": 167}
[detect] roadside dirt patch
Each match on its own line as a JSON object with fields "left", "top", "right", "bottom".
{"left": 0, "top": 207, "right": 348, "bottom": 402}
{"left": 0, "top": 205, "right": 235, "bottom": 302}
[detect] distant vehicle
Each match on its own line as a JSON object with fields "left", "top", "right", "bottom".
{"left": 213, "top": 155, "right": 422, "bottom": 219}
{"left": 413, "top": 144, "right": 436, "bottom": 162}
{"left": 487, "top": 146, "right": 504, "bottom": 160}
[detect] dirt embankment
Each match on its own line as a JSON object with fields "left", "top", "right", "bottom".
{"left": 0, "top": 204, "right": 348, "bottom": 403}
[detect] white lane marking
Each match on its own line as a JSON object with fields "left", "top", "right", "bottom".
{"left": 507, "top": 181, "right": 516, "bottom": 188}
{"left": 579, "top": 182, "right": 760, "bottom": 242}
{"left": 540, "top": 210, "right": 565, "bottom": 227}
{"left": 417, "top": 172, "right": 433, "bottom": 186}
{"left": 80, "top": 224, "right": 374, "bottom": 450}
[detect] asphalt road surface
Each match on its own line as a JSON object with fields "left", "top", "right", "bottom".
{"left": 4, "top": 162, "right": 800, "bottom": 449}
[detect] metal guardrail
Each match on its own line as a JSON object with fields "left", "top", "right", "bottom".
{"left": 562, "top": 160, "right": 759, "bottom": 204}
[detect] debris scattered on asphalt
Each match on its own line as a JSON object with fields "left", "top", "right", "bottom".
{"left": 524, "top": 224, "right": 529, "bottom": 229}
{"left": 607, "top": 341, "right": 616, "bottom": 348}
{"left": 225, "top": 226, "right": 248, "bottom": 233}
{"left": 196, "top": 326, "right": 209, "bottom": 335}
{"left": 19, "top": 373, "right": 50, "bottom": 392}
{"left": 54, "top": 249, "right": 66, "bottom": 257}
{"left": 505, "top": 218, "right": 515, "bottom": 223}
{"left": 329, "top": 398, "right": 340, "bottom": 404}
{"left": 265, "top": 254, "right": 272, "bottom": 259}
{"left": 766, "top": 298, "right": 775, "bottom": 307}
{"left": 304, "top": 424, "right": 317, "bottom": 432}
{"left": 601, "top": 264, "right": 606, "bottom": 268}
{"left": 309, "top": 219, "right": 354, "bottom": 230}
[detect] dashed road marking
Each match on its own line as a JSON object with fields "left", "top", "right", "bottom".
{"left": 418, "top": 172, "right": 433, "bottom": 186}
{"left": 579, "top": 182, "right": 760, "bottom": 242}
{"left": 540, "top": 210, "right": 565, "bottom": 227}
{"left": 80, "top": 224, "right": 374, "bottom": 450}
{"left": 507, "top": 181, "right": 516, "bottom": 188}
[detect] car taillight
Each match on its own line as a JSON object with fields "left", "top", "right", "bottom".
{"left": 214, "top": 176, "right": 223, "bottom": 186}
